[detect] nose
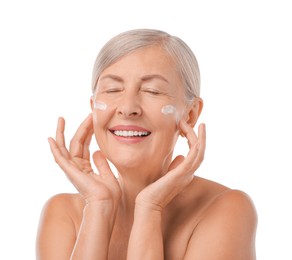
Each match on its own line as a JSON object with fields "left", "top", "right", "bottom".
{"left": 116, "top": 91, "right": 142, "bottom": 118}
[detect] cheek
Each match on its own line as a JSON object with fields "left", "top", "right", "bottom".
{"left": 92, "top": 109, "right": 111, "bottom": 143}
{"left": 149, "top": 108, "right": 179, "bottom": 144}
{"left": 92, "top": 113, "right": 102, "bottom": 145}
{"left": 94, "top": 101, "right": 107, "bottom": 110}
{"left": 160, "top": 104, "right": 186, "bottom": 127}
{"left": 161, "top": 105, "right": 181, "bottom": 124}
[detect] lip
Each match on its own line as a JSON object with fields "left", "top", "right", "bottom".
{"left": 109, "top": 125, "right": 151, "bottom": 132}
{"left": 109, "top": 125, "right": 151, "bottom": 144}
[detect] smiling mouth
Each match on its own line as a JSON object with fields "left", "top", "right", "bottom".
{"left": 110, "top": 130, "right": 151, "bottom": 137}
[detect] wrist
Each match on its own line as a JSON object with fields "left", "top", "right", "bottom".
{"left": 84, "top": 195, "right": 120, "bottom": 210}
{"left": 83, "top": 200, "right": 118, "bottom": 222}
{"left": 135, "top": 196, "right": 164, "bottom": 213}
{"left": 134, "top": 201, "right": 163, "bottom": 220}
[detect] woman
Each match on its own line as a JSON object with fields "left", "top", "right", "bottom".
{"left": 36, "top": 29, "right": 257, "bottom": 259}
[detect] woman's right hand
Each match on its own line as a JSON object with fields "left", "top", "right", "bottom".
{"left": 48, "top": 114, "right": 121, "bottom": 206}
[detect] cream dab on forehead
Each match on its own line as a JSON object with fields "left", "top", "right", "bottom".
{"left": 94, "top": 101, "right": 107, "bottom": 111}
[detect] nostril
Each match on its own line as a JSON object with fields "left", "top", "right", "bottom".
{"left": 117, "top": 103, "right": 142, "bottom": 117}
{"left": 117, "top": 111, "right": 140, "bottom": 117}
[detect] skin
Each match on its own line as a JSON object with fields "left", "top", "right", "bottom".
{"left": 36, "top": 46, "right": 257, "bottom": 260}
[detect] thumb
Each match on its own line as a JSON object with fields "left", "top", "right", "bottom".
{"left": 168, "top": 155, "right": 185, "bottom": 171}
{"left": 92, "top": 151, "right": 115, "bottom": 179}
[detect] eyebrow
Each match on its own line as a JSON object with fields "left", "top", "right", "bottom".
{"left": 99, "top": 74, "right": 124, "bottom": 82}
{"left": 141, "top": 74, "right": 169, "bottom": 84}
{"left": 99, "top": 74, "right": 169, "bottom": 84}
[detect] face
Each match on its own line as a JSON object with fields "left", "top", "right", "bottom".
{"left": 91, "top": 46, "right": 187, "bottom": 174}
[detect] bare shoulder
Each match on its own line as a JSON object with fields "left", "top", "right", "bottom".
{"left": 203, "top": 188, "right": 258, "bottom": 227}
{"left": 212, "top": 188, "right": 257, "bottom": 213}
{"left": 36, "top": 193, "right": 84, "bottom": 259}
{"left": 192, "top": 177, "right": 258, "bottom": 234}
{"left": 184, "top": 182, "right": 258, "bottom": 259}
{"left": 188, "top": 177, "right": 257, "bottom": 221}
{"left": 39, "top": 193, "right": 85, "bottom": 232}
{"left": 40, "top": 193, "right": 84, "bottom": 216}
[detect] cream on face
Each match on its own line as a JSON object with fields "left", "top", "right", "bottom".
{"left": 93, "top": 99, "right": 182, "bottom": 123}
{"left": 161, "top": 105, "right": 183, "bottom": 124}
{"left": 94, "top": 101, "right": 107, "bottom": 111}
{"left": 161, "top": 105, "right": 176, "bottom": 115}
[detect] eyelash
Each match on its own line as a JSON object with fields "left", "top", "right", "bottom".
{"left": 142, "top": 89, "right": 162, "bottom": 95}
{"left": 103, "top": 88, "right": 123, "bottom": 93}
{"left": 99, "top": 88, "right": 163, "bottom": 95}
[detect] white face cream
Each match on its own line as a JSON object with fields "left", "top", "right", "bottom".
{"left": 161, "top": 105, "right": 176, "bottom": 115}
{"left": 94, "top": 101, "right": 107, "bottom": 111}
{"left": 161, "top": 105, "right": 185, "bottom": 124}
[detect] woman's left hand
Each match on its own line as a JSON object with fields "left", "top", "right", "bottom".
{"left": 135, "top": 121, "right": 206, "bottom": 212}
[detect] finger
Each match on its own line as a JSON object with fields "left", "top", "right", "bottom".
{"left": 69, "top": 114, "right": 94, "bottom": 159}
{"left": 198, "top": 123, "right": 206, "bottom": 152}
{"left": 192, "top": 123, "right": 206, "bottom": 167}
{"left": 167, "top": 121, "right": 199, "bottom": 176}
{"left": 56, "top": 117, "right": 66, "bottom": 147}
{"left": 48, "top": 137, "right": 86, "bottom": 184}
{"left": 180, "top": 142, "right": 200, "bottom": 172}
{"left": 55, "top": 117, "right": 70, "bottom": 159}
{"left": 83, "top": 125, "right": 94, "bottom": 160}
{"left": 168, "top": 155, "right": 185, "bottom": 171}
{"left": 92, "top": 151, "right": 116, "bottom": 180}
{"left": 71, "top": 157, "right": 93, "bottom": 174}
{"left": 183, "top": 123, "right": 206, "bottom": 171}
{"left": 49, "top": 137, "right": 70, "bottom": 167}
{"left": 179, "top": 121, "right": 198, "bottom": 148}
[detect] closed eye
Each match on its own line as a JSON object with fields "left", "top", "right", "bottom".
{"left": 103, "top": 88, "right": 123, "bottom": 93}
{"left": 142, "top": 89, "right": 162, "bottom": 95}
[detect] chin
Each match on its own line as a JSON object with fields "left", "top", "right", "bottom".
{"left": 110, "top": 153, "right": 148, "bottom": 170}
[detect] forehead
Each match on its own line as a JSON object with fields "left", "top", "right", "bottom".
{"left": 100, "top": 46, "right": 181, "bottom": 83}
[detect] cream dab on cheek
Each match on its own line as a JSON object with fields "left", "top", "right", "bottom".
{"left": 161, "top": 105, "right": 176, "bottom": 115}
{"left": 94, "top": 101, "right": 107, "bottom": 111}
{"left": 161, "top": 105, "right": 183, "bottom": 125}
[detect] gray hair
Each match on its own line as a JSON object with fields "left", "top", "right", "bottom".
{"left": 92, "top": 29, "right": 200, "bottom": 102}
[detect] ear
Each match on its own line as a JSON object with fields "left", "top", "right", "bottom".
{"left": 90, "top": 95, "right": 94, "bottom": 111}
{"left": 186, "top": 97, "right": 203, "bottom": 128}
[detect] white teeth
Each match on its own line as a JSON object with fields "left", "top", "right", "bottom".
{"left": 113, "top": 130, "right": 150, "bottom": 137}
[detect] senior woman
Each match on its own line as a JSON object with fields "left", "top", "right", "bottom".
{"left": 36, "top": 29, "right": 257, "bottom": 260}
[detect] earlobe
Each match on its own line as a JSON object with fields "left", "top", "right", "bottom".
{"left": 187, "top": 97, "right": 203, "bottom": 128}
{"left": 90, "top": 96, "right": 94, "bottom": 111}
{"left": 179, "top": 98, "right": 203, "bottom": 137}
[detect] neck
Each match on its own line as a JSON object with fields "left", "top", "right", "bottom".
{"left": 116, "top": 164, "right": 167, "bottom": 216}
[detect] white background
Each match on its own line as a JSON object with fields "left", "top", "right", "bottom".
{"left": 0, "top": 0, "right": 291, "bottom": 259}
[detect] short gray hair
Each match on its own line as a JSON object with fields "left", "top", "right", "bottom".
{"left": 92, "top": 29, "right": 200, "bottom": 102}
